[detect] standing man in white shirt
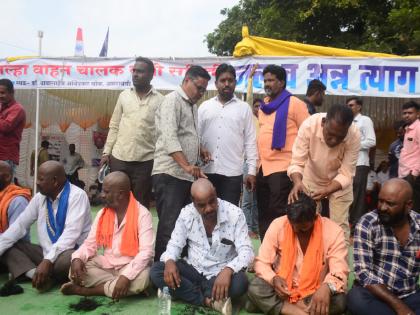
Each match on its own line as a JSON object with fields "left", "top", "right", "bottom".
{"left": 100, "top": 57, "right": 164, "bottom": 209}
{"left": 0, "top": 161, "right": 92, "bottom": 292}
{"left": 347, "top": 97, "right": 376, "bottom": 230}
{"left": 198, "top": 64, "right": 257, "bottom": 206}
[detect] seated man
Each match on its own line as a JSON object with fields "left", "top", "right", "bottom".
{"left": 347, "top": 178, "right": 420, "bottom": 315}
{"left": 61, "top": 171, "right": 154, "bottom": 300}
{"left": 150, "top": 178, "right": 254, "bottom": 315}
{"left": 0, "top": 161, "right": 31, "bottom": 241}
{"left": 0, "top": 161, "right": 92, "bottom": 292}
{"left": 248, "top": 193, "right": 348, "bottom": 315}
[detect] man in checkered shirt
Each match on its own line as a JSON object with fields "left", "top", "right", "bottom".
{"left": 347, "top": 178, "right": 420, "bottom": 315}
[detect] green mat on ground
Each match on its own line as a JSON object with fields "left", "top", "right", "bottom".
{"left": 0, "top": 206, "right": 355, "bottom": 314}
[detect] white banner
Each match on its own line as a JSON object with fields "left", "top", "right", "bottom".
{"left": 0, "top": 56, "right": 419, "bottom": 97}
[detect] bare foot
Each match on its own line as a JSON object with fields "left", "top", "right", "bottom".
{"left": 281, "top": 301, "right": 309, "bottom": 315}
{"left": 61, "top": 282, "right": 83, "bottom": 295}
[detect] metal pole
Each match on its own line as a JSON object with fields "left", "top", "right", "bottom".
{"left": 33, "top": 30, "right": 43, "bottom": 194}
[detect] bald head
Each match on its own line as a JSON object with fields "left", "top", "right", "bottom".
{"left": 103, "top": 171, "right": 131, "bottom": 192}
{"left": 381, "top": 178, "right": 413, "bottom": 202}
{"left": 39, "top": 160, "right": 66, "bottom": 180}
{"left": 0, "top": 161, "right": 13, "bottom": 190}
{"left": 191, "top": 178, "right": 216, "bottom": 199}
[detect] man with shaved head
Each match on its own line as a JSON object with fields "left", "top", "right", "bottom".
{"left": 150, "top": 178, "right": 254, "bottom": 315}
{"left": 348, "top": 178, "right": 420, "bottom": 315}
{"left": 61, "top": 171, "right": 154, "bottom": 299}
{"left": 0, "top": 161, "right": 31, "bottom": 239}
{"left": 0, "top": 160, "right": 92, "bottom": 292}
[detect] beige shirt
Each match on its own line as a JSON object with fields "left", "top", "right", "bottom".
{"left": 103, "top": 87, "right": 164, "bottom": 162}
{"left": 287, "top": 113, "right": 360, "bottom": 197}
{"left": 152, "top": 87, "right": 200, "bottom": 182}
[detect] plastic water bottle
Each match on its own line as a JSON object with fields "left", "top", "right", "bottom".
{"left": 158, "top": 286, "right": 171, "bottom": 315}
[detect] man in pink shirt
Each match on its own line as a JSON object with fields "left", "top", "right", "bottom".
{"left": 0, "top": 79, "right": 26, "bottom": 176}
{"left": 287, "top": 105, "right": 360, "bottom": 241}
{"left": 247, "top": 193, "right": 348, "bottom": 315}
{"left": 61, "top": 171, "right": 154, "bottom": 299}
{"left": 398, "top": 101, "right": 420, "bottom": 212}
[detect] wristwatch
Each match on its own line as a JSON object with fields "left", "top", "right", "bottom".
{"left": 327, "top": 282, "right": 337, "bottom": 295}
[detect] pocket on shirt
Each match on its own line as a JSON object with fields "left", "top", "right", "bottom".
{"left": 216, "top": 243, "right": 234, "bottom": 257}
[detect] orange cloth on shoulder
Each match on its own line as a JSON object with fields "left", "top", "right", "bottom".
{"left": 0, "top": 184, "right": 31, "bottom": 233}
{"left": 277, "top": 215, "right": 324, "bottom": 303}
{"left": 96, "top": 192, "right": 139, "bottom": 256}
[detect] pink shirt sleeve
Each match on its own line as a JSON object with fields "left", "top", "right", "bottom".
{"left": 288, "top": 117, "right": 311, "bottom": 177}
{"left": 71, "top": 209, "right": 101, "bottom": 262}
{"left": 333, "top": 125, "right": 361, "bottom": 189}
{"left": 255, "top": 218, "right": 285, "bottom": 284}
{"left": 120, "top": 206, "right": 155, "bottom": 280}
{"left": 323, "top": 221, "right": 349, "bottom": 292}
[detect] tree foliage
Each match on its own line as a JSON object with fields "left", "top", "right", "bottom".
{"left": 206, "top": 0, "right": 420, "bottom": 56}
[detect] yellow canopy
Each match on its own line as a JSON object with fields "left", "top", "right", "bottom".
{"left": 233, "top": 26, "right": 397, "bottom": 58}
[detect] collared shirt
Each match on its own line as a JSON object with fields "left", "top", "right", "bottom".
{"left": 160, "top": 198, "right": 254, "bottom": 279}
{"left": 153, "top": 87, "right": 200, "bottom": 182}
{"left": 103, "top": 87, "right": 164, "bottom": 162}
{"left": 287, "top": 113, "right": 361, "bottom": 197}
{"left": 0, "top": 184, "right": 92, "bottom": 262}
{"left": 389, "top": 138, "right": 403, "bottom": 178}
{"left": 353, "top": 113, "right": 376, "bottom": 166}
{"left": 255, "top": 216, "right": 349, "bottom": 293}
{"left": 0, "top": 100, "right": 26, "bottom": 164}
{"left": 4, "top": 196, "right": 30, "bottom": 241}
{"left": 63, "top": 152, "right": 85, "bottom": 175}
{"left": 72, "top": 203, "right": 154, "bottom": 281}
{"left": 353, "top": 210, "right": 420, "bottom": 298}
{"left": 198, "top": 96, "right": 257, "bottom": 176}
{"left": 399, "top": 119, "right": 420, "bottom": 177}
{"left": 258, "top": 96, "right": 309, "bottom": 176}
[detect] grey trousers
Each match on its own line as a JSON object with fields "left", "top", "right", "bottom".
{"left": 247, "top": 276, "right": 346, "bottom": 315}
{"left": 0, "top": 240, "right": 73, "bottom": 283}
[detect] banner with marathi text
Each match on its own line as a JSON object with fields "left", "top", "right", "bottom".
{"left": 0, "top": 56, "right": 418, "bottom": 97}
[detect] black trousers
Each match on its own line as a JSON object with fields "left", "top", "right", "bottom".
{"left": 405, "top": 175, "right": 420, "bottom": 213}
{"left": 152, "top": 174, "right": 192, "bottom": 261}
{"left": 110, "top": 156, "right": 154, "bottom": 209}
{"left": 256, "top": 168, "right": 292, "bottom": 240}
{"left": 349, "top": 165, "right": 370, "bottom": 227}
{"left": 206, "top": 173, "right": 242, "bottom": 206}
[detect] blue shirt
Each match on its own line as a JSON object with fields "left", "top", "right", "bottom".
{"left": 2, "top": 196, "right": 30, "bottom": 241}
{"left": 161, "top": 199, "right": 254, "bottom": 279}
{"left": 389, "top": 138, "right": 403, "bottom": 178}
{"left": 353, "top": 210, "right": 420, "bottom": 298}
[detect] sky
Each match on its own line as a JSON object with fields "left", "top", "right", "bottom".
{"left": 0, "top": 0, "right": 239, "bottom": 58}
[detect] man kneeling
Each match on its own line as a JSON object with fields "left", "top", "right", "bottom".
{"left": 247, "top": 193, "right": 348, "bottom": 315}
{"left": 61, "top": 171, "right": 154, "bottom": 300}
{"left": 150, "top": 179, "right": 254, "bottom": 315}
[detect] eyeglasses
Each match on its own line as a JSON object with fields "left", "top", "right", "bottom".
{"left": 191, "top": 80, "right": 207, "bottom": 94}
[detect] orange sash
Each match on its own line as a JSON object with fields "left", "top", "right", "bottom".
{"left": 277, "top": 215, "right": 324, "bottom": 303}
{"left": 0, "top": 184, "right": 31, "bottom": 233}
{"left": 96, "top": 192, "right": 139, "bottom": 256}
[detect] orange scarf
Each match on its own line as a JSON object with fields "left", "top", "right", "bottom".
{"left": 96, "top": 192, "right": 139, "bottom": 257}
{"left": 277, "top": 215, "right": 324, "bottom": 303}
{"left": 0, "top": 184, "right": 32, "bottom": 233}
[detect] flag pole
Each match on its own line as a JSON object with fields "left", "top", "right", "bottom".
{"left": 33, "top": 30, "right": 43, "bottom": 194}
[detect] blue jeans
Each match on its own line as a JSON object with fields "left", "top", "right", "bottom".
{"left": 347, "top": 285, "right": 420, "bottom": 315}
{"left": 150, "top": 260, "right": 249, "bottom": 306}
{"left": 242, "top": 163, "right": 258, "bottom": 233}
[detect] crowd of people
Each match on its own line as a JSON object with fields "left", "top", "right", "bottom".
{"left": 0, "top": 58, "right": 419, "bottom": 315}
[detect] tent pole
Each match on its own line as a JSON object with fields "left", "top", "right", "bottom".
{"left": 33, "top": 30, "right": 43, "bottom": 194}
